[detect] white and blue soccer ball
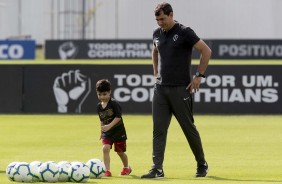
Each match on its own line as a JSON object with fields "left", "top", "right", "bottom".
{"left": 12, "top": 162, "right": 33, "bottom": 182}
{"left": 29, "top": 161, "right": 42, "bottom": 182}
{"left": 58, "top": 161, "right": 71, "bottom": 182}
{"left": 68, "top": 161, "right": 90, "bottom": 183}
{"left": 6, "top": 161, "right": 19, "bottom": 181}
{"left": 39, "top": 161, "right": 59, "bottom": 182}
{"left": 86, "top": 158, "right": 106, "bottom": 179}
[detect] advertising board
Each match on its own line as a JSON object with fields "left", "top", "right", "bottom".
{"left": 22, "top": 65, "right": 281, "bottom": 114}
{"left": 0, "top": 40, "right": 35, "bottom": 60}
{"left": 45, "top": 40, "right": 152, "bottom": 59}
{"left": 0, "top": 66, "right": 23, "bottom": 112}
{"left": 45, "top": 39, "right": 282, "bottom": 60}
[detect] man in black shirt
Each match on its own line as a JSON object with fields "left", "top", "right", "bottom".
{"left": 141, "top": 2, "right": 211, "bottom": 179}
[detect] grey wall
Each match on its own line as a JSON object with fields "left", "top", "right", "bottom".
{"left": 1, "top": 0, "right": 282, "bottom": 45}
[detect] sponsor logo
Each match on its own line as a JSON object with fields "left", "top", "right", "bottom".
{"left": 154, "top": 38, "right": 159, "bottom": 47}
{"left": 218, "top": 44, "right": 282, "bottom": 58}
{"left": 0, "top": 44, "right": 24, "bottom": 59}
{"left": 173, "top": 34, "right": 178, "bottom": 41}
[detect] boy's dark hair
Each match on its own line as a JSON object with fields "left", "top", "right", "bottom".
{"left": 154, "top": 2, "right": 173, "bottom": 16}
{"left": 96, "top": 79, "right": 111, "bottom": 92}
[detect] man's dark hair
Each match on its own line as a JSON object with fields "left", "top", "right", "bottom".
{"left": 96, "top": 79, "right": 111, "bottom": 92}
{"left": 154, "top": 2, "right": 173, "bottom": 16}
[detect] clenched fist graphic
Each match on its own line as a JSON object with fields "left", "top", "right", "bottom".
{"left": 53, "top": 70, "right": 91, "bottom": 113}
{"left": 58, "top": 41, "right": 78, "bottom": 59}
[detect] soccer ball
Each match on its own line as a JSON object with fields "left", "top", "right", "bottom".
{"left": 39, "top": 161, "right": 59, "bottom": 182}
{"left": 6, "top": 161, "right": 19, "bottom": 181}
{"left": 58, "top": 161, "right": 70, "bottom": 166}
{"left": 86, "top": 158, "right": 106, "bottom": 179}
{"left": 12, "top": 162, "right": 33, "bottom": 182}
{"left": 58, "top": 161, "right": 71, "bottom": 182}
{"left": 68, "top": 161, "right": 90, "bottom": 183}
{"left": 29, "top": 161, "right": 42, "bottom": 182}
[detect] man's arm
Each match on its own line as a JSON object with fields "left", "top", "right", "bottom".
{"left": 152, "top": 44, "right": 159, "bottom": 77}
{"left": 187, "top": 40, "right": 211, "bottom": 93}
{"left": 194, "top": 40, "right": 211, "bottom": 74}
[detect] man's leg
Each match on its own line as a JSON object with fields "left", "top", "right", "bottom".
{"left": 141, "top": 86, "right": 171, "bottom": 179}
{"left": 152, "top": 86, "right": 172, "bottom": 169}
{"left": 169, "top": 87, "right": 206, "bottom": 166}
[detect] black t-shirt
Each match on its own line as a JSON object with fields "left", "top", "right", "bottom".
{"left": 153, "top": 22, "right": 200, "bottom": 86}
{"left": 97, "top": 98, "right": 127, "bottom": 141}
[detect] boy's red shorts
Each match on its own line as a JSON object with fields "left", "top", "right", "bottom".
{"left": 102, "top": 138, "right": 127, "bottom": 152}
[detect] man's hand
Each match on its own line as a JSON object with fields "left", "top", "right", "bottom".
{"left": 187, "top": 77, "right": 202, "bottom": 93}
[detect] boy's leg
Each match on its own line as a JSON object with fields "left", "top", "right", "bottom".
{"left": 117, "top": 152, "right": 129, "bottom": 167}
{"left": 102, "top": 139, "right": 113, "bottom": 172}
{"left": 115, "top": 141, "right": 132, "bottom": 175}
{"left": 115, "top": 141, "right": 128, "bottom": 167}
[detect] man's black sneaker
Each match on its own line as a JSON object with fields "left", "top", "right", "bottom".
{"left": 195, "top": 162, "right": 208, "bottom": 177}
{"left": 141, "top": 168, "right": 164, "bottom": 179}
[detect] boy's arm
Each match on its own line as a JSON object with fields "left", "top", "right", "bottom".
{"left": 101, "top": 117, "right": 121, "bottom": 132}
{"left": 99, "top": 121, "right": 103, "bottom": 140}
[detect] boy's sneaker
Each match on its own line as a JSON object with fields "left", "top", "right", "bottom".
{"left": 104, "top": 170, "right": 112, "bottom": 177}
{"left": 141, "top": 168, "right": 164, "bottom": 179}
{"left": 195, "top": 162, "right": 208, "bottom": 177}
{"left": 120, "top": 166, "right": 132, "bottom": 175}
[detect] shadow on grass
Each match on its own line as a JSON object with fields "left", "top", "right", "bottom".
{"left": 93, "top": 175, "right": 282, "bottom": 183}
{"left": 112, "top": 174, "right": 141, "bottom": 179}
{"left": 116, "top": 174, "right": 183, "bottom": 181}
{"left": 88, "top": 174, "right": 172, "bottom": 182}
{"left": 52, "top": 174, "right": 282, "bottom": 183}
{"left": 86, "top": 175, "right": 142, "bottom": 182}
{"left": 206, "top": 176, "right": 282, "bottom": 183}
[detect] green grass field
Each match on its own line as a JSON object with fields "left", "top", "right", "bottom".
{"left": 0, "top": 50, "right": 281, "bottom": 183}
{"left": 0, "top": 115, "right": 281, "bottom": 184}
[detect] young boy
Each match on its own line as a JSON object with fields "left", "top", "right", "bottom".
{"left": 96, "top": 79, "right": 132, "bottom": 177}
